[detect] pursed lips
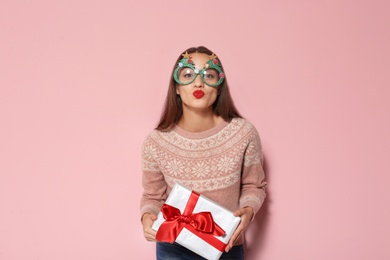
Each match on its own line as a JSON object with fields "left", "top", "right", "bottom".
{"left": 193, "top": 90, "right": 205, "bottom": 99}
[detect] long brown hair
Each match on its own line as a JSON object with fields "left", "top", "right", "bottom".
{"left": 156, "top": 46, "right": 242, "bottom": 131}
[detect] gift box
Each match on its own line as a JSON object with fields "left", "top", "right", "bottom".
{"left": 152, "top": 183, "right": 241, "bottom": 260}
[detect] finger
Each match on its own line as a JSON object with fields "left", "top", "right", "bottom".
{"left": 145, "top": 225, "right": 157, "bottom": 235}
{"left": 226, "top": 225, "right": 243, "bottom": 252}
{"left": 234, "top": 207, "right": 248, "bottom": 217}
{"left": 233, "top": 209, "right": 243, "bottom": 217}
{"left": 146, "top": 231, "right": 157, "bottom": 241}
{"left": 226, "top": 232, "right": 241, "bottom": 252}
{"left": 144, "top": 227, "right": 157, "bottom": 241}
{"left": 231, "top": 227, "right": 242, "bottom": 243}
{"left": 226, "top": 234, "right": 236, "bottom": 252}
{"left": 145, "top": 235, "right": 156, "bottom": 242}
{"left": 142, "top": 215, "right": 157, "bottom": 242}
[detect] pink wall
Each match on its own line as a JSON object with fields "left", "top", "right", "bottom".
{"left": 1, "top": 1, "right": 389, "bottom": 259}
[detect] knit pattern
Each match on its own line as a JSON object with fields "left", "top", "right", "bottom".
{"left": 142, "top": 118, "right": 261, "bottom": 192}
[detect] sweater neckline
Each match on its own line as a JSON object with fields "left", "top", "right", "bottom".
{"left": 173, "top": 119, "right": 231, "bottom": 139}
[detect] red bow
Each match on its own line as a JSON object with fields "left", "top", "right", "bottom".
{"left": 156, "top": 191, "right": 227, "bottom": 252}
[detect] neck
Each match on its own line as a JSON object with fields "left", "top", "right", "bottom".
{"left": 178, "top": 108, "right": 223, "bottom": 132}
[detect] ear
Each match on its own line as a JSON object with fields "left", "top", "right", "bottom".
{"left": 176, "top": 85, "right": 180, "bottom": 95}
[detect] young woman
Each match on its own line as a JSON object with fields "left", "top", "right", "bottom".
{"left": 140, "top": 46, "right": 267, "bottom": 259}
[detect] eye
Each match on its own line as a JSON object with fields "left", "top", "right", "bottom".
{"left": 204, "top": 69, "right": 218, "bottom": 79}
{"left": 179, "top": 68, "right": 194, "bottom": 78}
{"left": 177, "top": 68, "right": 196, "bottom": 83}
{"left": 183, "top": 69, "right": 193, "bottom": 78}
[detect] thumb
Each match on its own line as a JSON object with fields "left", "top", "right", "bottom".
{"left": 234, "top": 208, "right": 244, "bottom": 217}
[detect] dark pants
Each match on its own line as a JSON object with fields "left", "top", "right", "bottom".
{"left": 156, "top": 242, "right": 244, "bottom": 260}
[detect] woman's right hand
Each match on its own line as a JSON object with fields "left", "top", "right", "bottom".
{"left": 142, "top": 212, "right": 157, "bottom": 242}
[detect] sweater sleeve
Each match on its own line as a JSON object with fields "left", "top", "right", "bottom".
{"left": 139, "top": 134, "right": 167, "bottom": 217}
{"left": 239, "top": 125, "right": 267, "bottom": 215}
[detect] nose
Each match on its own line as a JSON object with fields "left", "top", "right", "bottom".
{"left": 193, "top": 73, "right": 204, "bottom": 88}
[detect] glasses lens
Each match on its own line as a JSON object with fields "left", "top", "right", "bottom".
{"left": 177, "top": 67, "right": 196, "bottom": 84}
{"left": 202, "top": 68, "right": 220, "bottom": 85}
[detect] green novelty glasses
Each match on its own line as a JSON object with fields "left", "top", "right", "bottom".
{"left": 173, "top": 57, "right": 225, "bottom": 87}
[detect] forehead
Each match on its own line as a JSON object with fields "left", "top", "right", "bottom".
{"left": 189, "top": 52, "right": 209, "bottom": 67}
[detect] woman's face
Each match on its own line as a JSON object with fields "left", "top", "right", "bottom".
{"left": 175, "top": 52, "right": 219, "bottom": 113}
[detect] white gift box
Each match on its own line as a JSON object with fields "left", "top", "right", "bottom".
{"left": 152, "top": 183, "right": 241, "bottom": 260}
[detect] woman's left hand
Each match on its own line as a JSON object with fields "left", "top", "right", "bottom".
{"left": 225, "top": 206, "right": 254, "bottom": 252}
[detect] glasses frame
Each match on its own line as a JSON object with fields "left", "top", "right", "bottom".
{"left": 173, "top": 58, "right": 224, "bottom": 87}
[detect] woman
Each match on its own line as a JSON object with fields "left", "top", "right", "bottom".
{"left": 140, "top": 46, "right": 267, "bottom": 259}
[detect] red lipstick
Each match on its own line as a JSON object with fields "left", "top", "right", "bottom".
{"left": 193, "top": 90, "right": 204, "bottom": 99}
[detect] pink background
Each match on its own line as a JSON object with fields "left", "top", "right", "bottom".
{"left": 1, "top": 1, "right": 389, "bottom": 259}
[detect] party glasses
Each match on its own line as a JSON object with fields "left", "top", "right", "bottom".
{"left": 173, "top": 55, "right": 225, "bottom": 87}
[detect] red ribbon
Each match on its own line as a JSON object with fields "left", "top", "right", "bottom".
{"left": 156, "top": 191, "right": 227, "bottom": 252}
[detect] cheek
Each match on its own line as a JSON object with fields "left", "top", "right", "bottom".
{"left": 207, "top": 91, "right": 219, "bottom": 103}
{"left": 176, "top": 86, "right": 186, "bottom": 95}
{"left": 209, "top": 88, "right": 219, "bottom": 98}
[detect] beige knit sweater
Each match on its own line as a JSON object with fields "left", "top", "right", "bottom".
{"left": 140, "top": 118, "right": 267, "bottom": 245}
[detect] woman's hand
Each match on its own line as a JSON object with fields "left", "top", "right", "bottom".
{"left": 225, "top": 206, "right": 254, "bottom": 252}
{"left": 142, "top": 212, "right": 158, "bottom": 242}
